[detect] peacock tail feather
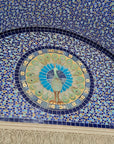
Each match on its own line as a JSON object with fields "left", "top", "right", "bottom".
{"left": 39, "top": 63, "right": 73, "bottom": 93}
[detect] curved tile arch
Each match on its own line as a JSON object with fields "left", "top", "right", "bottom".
{"left": 0, "top": 0, "right": 113, "bottom": 54}
{"left": 0, "top": 27, "right": 113, "bottom": 129}
{"left": 0, "top": 27, "right": 113, "bottom": 60}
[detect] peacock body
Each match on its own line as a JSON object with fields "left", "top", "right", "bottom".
{"left": 51, "top": 67, "right": 62, "bottom": 92}
{"left": 39, "top": 63, "right": 73, "bottom": 104}
{"left": 50, "top": 66, "right": 63, "bottom": 104}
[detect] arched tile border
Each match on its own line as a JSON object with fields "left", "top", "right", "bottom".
{"left": 0, "top": 27, "right": 113, "bottom": 129}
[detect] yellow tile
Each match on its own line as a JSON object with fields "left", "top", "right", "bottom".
{"left": 22, "top": 82, "right": 27, "bottom": 87}
{"left": 26, "top": 90, "right": 32, "bottom": 95}
{"left": 23, "top": 60, "right": 28, "bottom": 66}
{"left": 49, "top": 105, "right": 55, "bottom": 109}
{"left": 69, "top": 54, "right": 73, "bottom": 58}
{"left": 28, "top": 55, "right": 34, "bottom": 59}
{"left": 48, "top": 49, "right": 54, "bottom": 52}
{"left": 72, "top": 102, "right": 76, "bottom": 106}
{"left": 84, "top": 89, "right": 89, "bottom": 94}
{"left": 83, "top": 68, "right": 87, "bottom": 73}
{"left": 37, "top": 99, "right": 42, "bottom": 104}
{"left": 80, "top": 95, "right": 85, "bottom": 100}
{"left": 86, "top": 79, "right": 90, "bottom": 82}
{"left": 38, "top": 50, "right": 43, "bottom": 54}
{"left": 20, "top": 71, "right": 25, "bottom": 75}
{"left": 57, "top": 50, "right": 63, "bottom": 54}
{"left": 59, "top": 105, "right": 65, "bottom": 109}
{"left": 77, "top": 60, "right": 83, "bottom": 66}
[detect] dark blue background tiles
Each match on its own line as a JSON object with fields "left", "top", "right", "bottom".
{"left": 0, "top": 27, "right": 113, "bottom": 129}
{"left": 0, "top": 0, "right": 113, "bottom": 54}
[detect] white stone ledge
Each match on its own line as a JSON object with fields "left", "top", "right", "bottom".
{"left": 0, "top": 121, "right": 114, "bottom": 144}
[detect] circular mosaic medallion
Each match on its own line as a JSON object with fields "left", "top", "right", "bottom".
{"left": 15, "top": 47, "right": 92, "bottom": 114}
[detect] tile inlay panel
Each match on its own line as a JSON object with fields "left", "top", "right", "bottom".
{"left": 16, "top": 47, "right": 91, "bottom": 113}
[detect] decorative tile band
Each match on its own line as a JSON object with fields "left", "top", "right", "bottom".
{"left": 0, "top": 27, "right": 113, "bottom": 60}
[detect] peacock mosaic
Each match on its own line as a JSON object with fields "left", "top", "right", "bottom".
{"left": 18, "top": 48, "right": 90, "bottom": 111}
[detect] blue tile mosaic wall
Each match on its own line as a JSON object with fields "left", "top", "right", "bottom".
{"left": 0, "top": 27, "right": 113, "bottom": 129}
{"left": 0, "top": 0, "right": 113, "bottom": 53}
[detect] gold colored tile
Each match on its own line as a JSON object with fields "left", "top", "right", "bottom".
{"left": 38, "top": 50, "right": 43, "bottom": 54}
{"left": 22, "top": 82, "right": 27, "bottom": 87}
{"left": 57, "top": 50, "right": 63, "bottom": 54}
{"left": 59, "top": 105, "right": 65, "bottom": 109}
{"left": 20, "top": 71, "right": 25, "bottom": 75}
{"left": 83, "top": 68, "right": 87, "bottom": 73}
{"left": 37, "top": 99, "right": 42, "bottom": 104}
{"left": 48, "top": 49, "right": 54, "bottom": 52}
{"left": 84, "top": 89, "right": 89, "bottom": 94}
{"left": 26, "top": 89, "right": 32, "bottom": 95}
{"left": 80, "top": 95, "right": 85, "bottom": 100}
{"left": 28, "top": 55, "right": 34, "bottom": 59}
{"left": 69, "top": 54, "right": 73, "bottom": 58}
{"left": 77, "top": 60, "right": 83, "bottom": 66}
{"left": 23, "top": 60, "right": 28, "bottom": 66}
{"left": 72, "top": 102, "right": 76, "bottom": 106}
{"left": 86, "top": 79, "right": 90, "bottom": 82}
{"left": 49, "top": 105, "right": 55, "bottom": 109}
{"left": 48, "top": 49, "right": 51, "bottom": 52}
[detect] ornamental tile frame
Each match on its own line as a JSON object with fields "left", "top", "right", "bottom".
{"left": 15, "top": 46, "right": 93, "bottom": 114}
{"left": 0, "top": 27, "right": 113, "bottom": 129}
